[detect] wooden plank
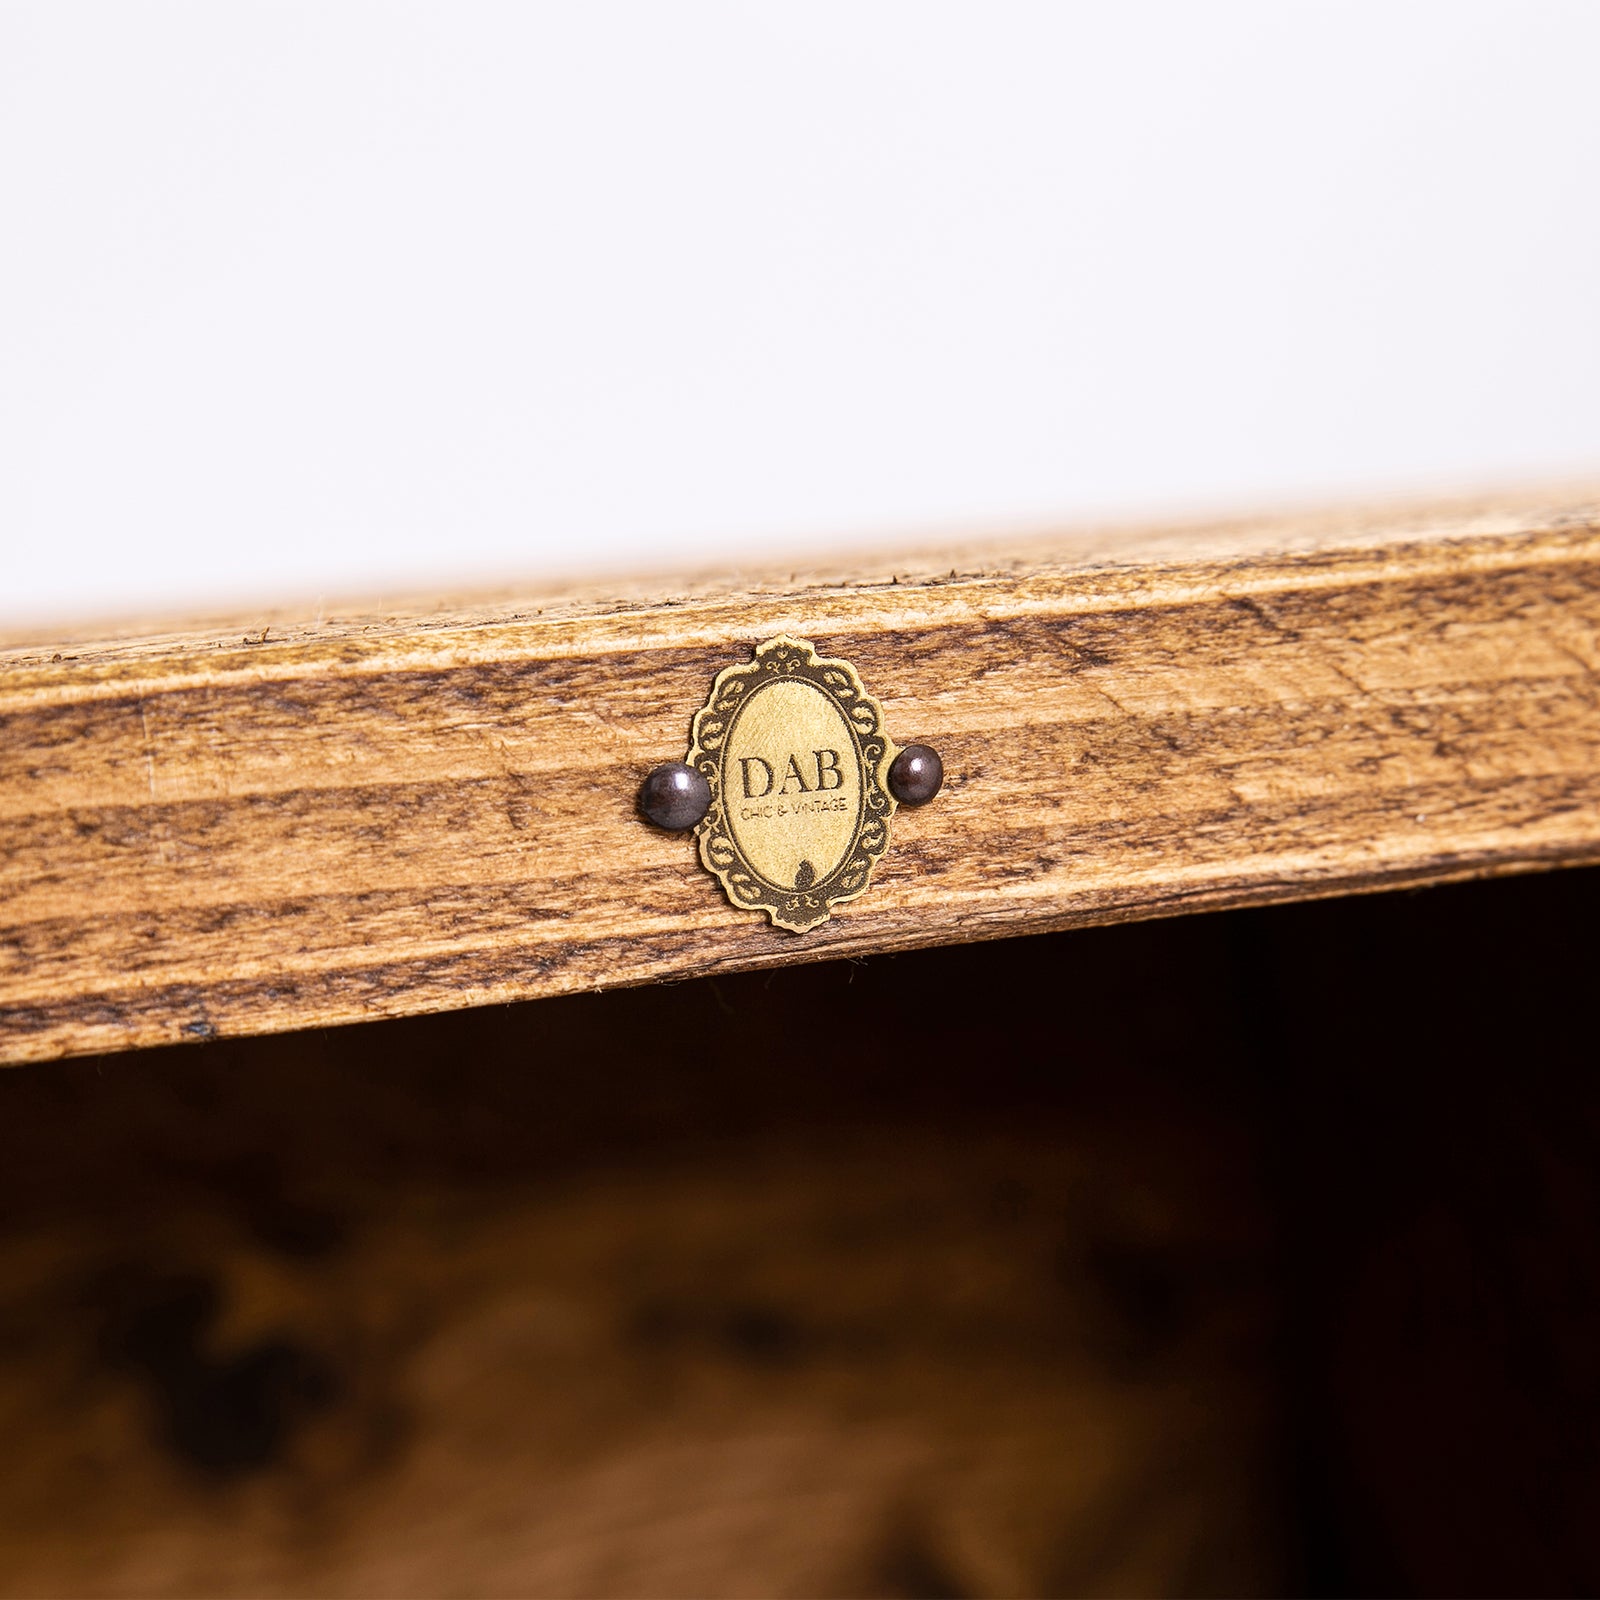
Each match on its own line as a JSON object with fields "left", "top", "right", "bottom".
{"left": 4, "top": 487, "right": 1600, "bottom": 1064}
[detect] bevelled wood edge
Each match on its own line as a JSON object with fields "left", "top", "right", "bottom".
{"left": 4, "top": 487, "right": 1600, "bottom": 1064}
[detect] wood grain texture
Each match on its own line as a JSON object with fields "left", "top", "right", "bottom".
{"left": 4, "top": 487, "right": 1600, "bottom": 1064}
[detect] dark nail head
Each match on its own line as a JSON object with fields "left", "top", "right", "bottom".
{"left": 639, "top": 761, "right": 711, "bottom": 830}
{"left": 888, "top": 743, "right": 943, "bottom": 806}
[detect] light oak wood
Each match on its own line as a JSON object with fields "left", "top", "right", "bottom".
{"left": 4, "top": 487, "right": 1600, "bottom": 1064}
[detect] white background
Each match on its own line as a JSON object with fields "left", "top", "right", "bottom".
{"left": 3, "top": 1, "right": 1599, "bottom": 628}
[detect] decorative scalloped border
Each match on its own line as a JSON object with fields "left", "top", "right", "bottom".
{"left": 686, "top": 636, "right": 899, "bottom": 933}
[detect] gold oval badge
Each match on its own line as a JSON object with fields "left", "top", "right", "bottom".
{"left": 688, "top": 636, "right": 898, "bottom": 932}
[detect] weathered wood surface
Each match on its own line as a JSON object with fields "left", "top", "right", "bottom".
{"left": 4, "top": 488, "right": 1600, "bottom": 1063}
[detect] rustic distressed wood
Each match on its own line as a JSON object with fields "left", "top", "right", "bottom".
{"left": 4, "top": 488, "right": 1600, "bottom": 1064}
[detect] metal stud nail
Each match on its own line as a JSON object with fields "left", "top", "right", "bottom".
{"left": 888, "top": 743, "right": 943, "bottom": 806}
{"left": 639, "top": 761, "right": 711, "bottom": 830}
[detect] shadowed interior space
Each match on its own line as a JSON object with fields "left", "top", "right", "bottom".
{"left": 0, "top": 865, "right": 1596, "bottom": 1597}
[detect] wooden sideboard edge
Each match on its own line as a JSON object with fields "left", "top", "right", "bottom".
{"left": 4, "top": 484, "right": 1600, "bottom": 1064}
{"left": 4, "top": 848, "right": 1594, "bottom": 1069}
{"left": 5, "top": 481, "right": 1599, "bottom": 667}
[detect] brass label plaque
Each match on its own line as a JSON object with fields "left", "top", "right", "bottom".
{"left": 688, "top": 636, "right": 899, "bottom": 932}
